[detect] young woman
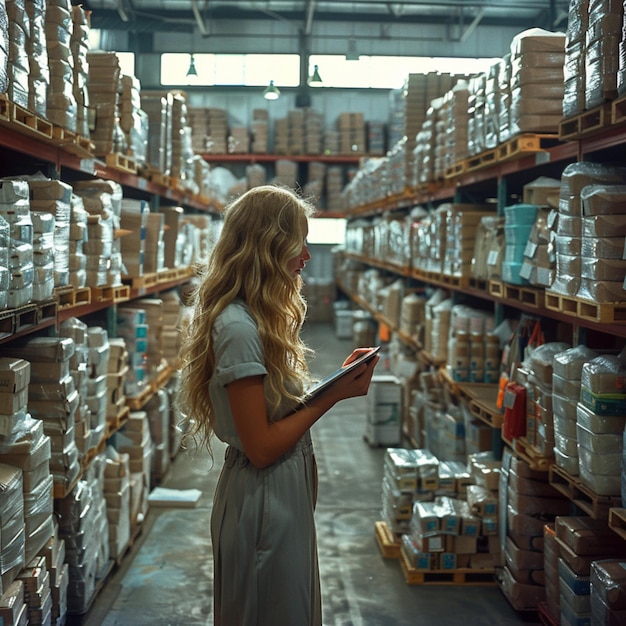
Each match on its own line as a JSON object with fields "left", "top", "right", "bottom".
{"left": 178, "top": 185, "right": 378, "bottom": 626}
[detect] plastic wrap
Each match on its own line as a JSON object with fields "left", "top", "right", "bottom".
{"left": 577, "top": 278, "right": 626, "bottom": 303}
{"left": 591, "top": 560, "right": 626, "bottom": 610}
{"left": 579, "top": 463, "right": 621, "bottom": 496}
{"left": 554, "top": 446, "right": 579, "bottom": 476}
{"left": 581, "top": 256, "right": 626, "bottom": 280}
{"left": 559, "top": 163, "right": 626, "bottom": 215}
{"left": 580, "top": 236, "right": 624, "bottom": 259}
{"left": 581, "top": 184, "right": 626, "bottom": 216}
{"left": 553, "top": 345, "right": 599, "bottom": 381}
{"left": 553, "top": 411, "right": 577, "bottom": 438}
{"left": 576, "top": 401, "right": 626, "bottom": 434}
{"left": 582, "top": 214, "right": 626, "bottom": 237}
{"left": 578, "top": 443, "right": 621, "bottom": 476}
{"left": 576, "top": 422, "right": 622, "bottom": 455}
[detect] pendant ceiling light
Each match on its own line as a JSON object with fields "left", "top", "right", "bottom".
{"left": 186, "top": 53, "right": 198, "bottom": 77}
{"left": 309, "top": 64, "right": 322, "bottom": 86}
{"left": 263, "top": 80, "right": 280, "bottom": 100}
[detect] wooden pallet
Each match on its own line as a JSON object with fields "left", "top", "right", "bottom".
{"left": 5, "top": 99, "right": 54, "bottom": 141}
{"left": 54, "top": 286, "right": 92, "bottom": 309}
{"left": 124, "top": 272, "right": 159, "bottom": 290}
{"left": 126, "top": 384, "right": 154, "bottom": 411}
{"left": 400, "top": 548, "right": 496, "bottom": 586}
{"left": 489, "top": 281, "right": 543, "bottom": 308}
{"left": 63, "top": 133, "right": 94, "bottom": 158}
{"left": 468, "top": 277, "right": 488, "bottom": 292}
{"left": 496, "top": 133, "right": 560, "bottom": 162}
{"left": 37, "top": 299, "right": 57, "bottom": 325}
{"left": 559, "top": 102, "right": 613, "bottom": 141}
{"left": 503, "top": 435, "right": 552, "bottom": 471}
{"left": 105, "top": 152, "right": 138, "bottom": 174}
{"left": 140, "top": 166, "right": 171, "bottom": 188}
{"left": 374, "top": 521, "right": 401, "bottom": 559}
{"left": 549, "top": 465, "right": 621, "bottom": 520}
{"left": 457, "top": 383, "right": 502, "bottom": 428}
{"left": 465, "top": 147, "right": 498, "bottom": 173}
{"left": 609, "top": 507, "right": 626, "bottom": 541}
{"left": 14, "top": 303, "right": 38, "bottom": 333}
{"left": 444, "top": 161, "right": 466, "bottom": 179}
{"left": 544, "top": 290, "right": 626, "bottom": 324}
{"left": 91, "top": 284, "right": 130, "bottom": 304}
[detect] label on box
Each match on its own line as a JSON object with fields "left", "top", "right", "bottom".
{"left": 524, "top": 240, "right": 538, "bottom": 258}
{"left": 487, "top": 250, "right": 500, "bottom": 266}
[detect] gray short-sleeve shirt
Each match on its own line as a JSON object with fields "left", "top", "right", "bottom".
{"left": 210, "top": 299, "right": 268, "bottom": 449}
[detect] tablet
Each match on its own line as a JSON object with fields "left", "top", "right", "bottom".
{"left": 302, "top": 346, "right": 380, "bottom": 403}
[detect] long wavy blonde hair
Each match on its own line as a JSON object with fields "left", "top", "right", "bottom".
{"left": 178, "top": 185, "right": 316, "bottom": 451}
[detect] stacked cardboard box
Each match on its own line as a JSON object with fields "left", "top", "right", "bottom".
{"left": 120, "top": 198, "right": 149, "bottom": 278}
{"left": 45, "top": 0, "right": 77, "bottom": 131}
{"left": 103, "top": 449, "right": 131, "bottom": 559}
{"left": 87, "top": 51, "right": 123, "bottom": 156}
{"left": 144, "top": 212, "right": 165, "bottom": 275}
{"left": 251, "top": 108, "right": 269, "bottom": 153}
{"left": 141, "top": 92, "right": 172, "bottom": 173}
{"left": 471, "top": 215, "right": 505, "bottom": 282}
{"left": 0, "top": 579, "right": 27, "bottom": 625}
{"left": 590, "top": 559, "right": 626, "bottom": 623}
{"left": 17, "top": 554, "right": 52, "bottom": 625}
{"left": 337, "top": 112, "right": 366, "bottom": 155}
{"left": 106, "top": 338, "right": 128, "bottom": 425}
{"left": 145, "top": 389, "right": 170, "bottom": 485}
{"left": 86, "top": 327, "right": 110, "bottom": 450}
{"left": 207, "top": 107, "right": 228, "bottom": 153}
{"left": 365, "top": 375, "right": 402, "bottom": 446}
{"left": 305, "top": 108, "right": 323, "bottom": 155}
{"left": 119, "top": 75, "right": 148, "bottom": 165}
{"left": 0, "top": 463, "right": 25, "bottom": 597}
{"left": 229, "top": 125, "right": 249, "bottom": 154}
{"left": 169, "top": 91, "right": 188, "bottom": 180}
{"left": 117, "top": 412, "right": 152, "bottom": 526}
{"left": 25, "top": 0, "right": 48, "bottom": 119}
{"left": 58, "top": 317, "right": 91, "bottom": 460}
{"left": 38, "top": 522, "right": 68, "bottom": 625}
{"left": 71, "top": 3, "right": 91, "bottom": 137}
{"left": 563, "top": 0, "right": 588, "bottom": 117}
{"left": 187, "top": 107, "right": 209, "bottom": 153}
{"left": 0, "top": 179, "right": 33, "bottom": 309}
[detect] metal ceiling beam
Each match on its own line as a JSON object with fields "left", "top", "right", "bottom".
{"left": 191, "top": 0, "right": 208, "bottom": 36}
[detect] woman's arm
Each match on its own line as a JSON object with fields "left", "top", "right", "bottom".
{"left": 227, "top": 355, "right": 378, "bottom": 468}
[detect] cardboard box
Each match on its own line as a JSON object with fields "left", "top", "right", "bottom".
{"left": 0, "top": 358, "right": 30, "bottom": 394}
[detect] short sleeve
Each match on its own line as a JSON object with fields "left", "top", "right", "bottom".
{"left": 212, "top": 307, "right": 267, "bottom": 387}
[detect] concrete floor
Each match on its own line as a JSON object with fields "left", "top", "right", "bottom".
{"left": 75, "top": 322, "right": 541, "bottom": 626}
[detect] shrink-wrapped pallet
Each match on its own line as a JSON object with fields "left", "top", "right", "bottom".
{"left": 563, "top": 0, "right": 589, "bottom": 117}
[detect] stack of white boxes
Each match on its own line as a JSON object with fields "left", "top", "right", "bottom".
{"left": 87, "top": 327, "right": 111, "bottom": 450}
{"left": 107, "top": 338, "right": 129, "bottom": 425}
{"left": 71, "top": 3, "right": 91, "bottom": 138}
{"left": 0, "top": 462, "right": 25, "bottom": 601}
{"left": 119, "top": 74, "right": 148, "bottom": 165}
{"left": 17, "top": 554, "right": 52, "bottom": 625}
{"left": 30, "top": 211, "right": 55, "bottom": 301}
{"left": 59, "top": 317, "right": 91, "bottom": 460}
{"left": 117, "top": 412, "right": 153, "bottom": 527}
{"left": 38, "top": 522, "right": 68, "bottom": 626}
{"left": 0, "top": 179, "right": 33, "bottom": 309}
{"left": 120, "top": 198, "right": 149, "bottom": 279}
{"left": 365, "top": 375, "right": 402, "bottom": 446}
{"left": 67, "top": 194, "right": 88, "bottom": 289}
{"left": 145, "top": 389, "right": 170, "bottom": 486}
{"left": 103, "top": 448, "right": 131, "bottom": 560}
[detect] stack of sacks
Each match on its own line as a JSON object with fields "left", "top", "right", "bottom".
{"left": 502, "top": 203, "right": 538, "bottom": 285}
{"left": 409, "top": 208, "right": 431, "bottom": 273}
{"left": 413, "top": 99, "right": 442, "bottom": 186}
{"left": 28, "top": 176, "right": 71, "bottom": 290}
{"left": 555, "top": 517, "right": 626, "bottom": 625}
{"left": 116, "top": 411, "right": 153, "bottom": 527}
{"left": 45, "top": 0, "right": 77, "bottom": 131}
{"left": 484, "top": 61, "right": 503, "bottom": 149}
{"left": 442, "top": 204, "right": 493, "bottom": 278}
{"left": 399, "top": 292, "right": 427, "bottom": 345}
{"left": 508, "top": 29, "right": 566, "bottom": 136}
{"left": 73, "top": 179, "right": 123, "bottom": 288}
{"left": 141, "top": 91, "right": 172, "bottom": 174}
{"left": 55, "top": 472, "right": 107, "bottom": 614}
{"left": 382, "top": 448, "right": 439, "bottom": 536}
{"left": 0, "top": 463, "right": 25, "bottom": 597}
{"left": 579, "top": 184, "right": 626, "bottom": 303}
{"left": 499, "top": 449, "right": 570, "bottom": 611}
{"left": 25, "top": 0, "right": 48, "bottom": 119}
{"left": 0, "top": 179, "right": 33, "bottom": 309}
{"left": 585, "top": 0, "right": 623, "bottom": 109}
{"left": 0, "top": 357, "right": 54, "bottom": 565}
{"left": 37, "top": 521, "right": 68, "bottom": 626}
{"left": 103, "top": 447, "right": 131, "bottom": 560}
{"left": 591, "top": 560, "right": 626, "bottom": 623}
{"left": 5, "top": 0, "right": 29, "bottom": 108}
{"left": 87, "top": 327, "right": 110, "bottom": 449}
{"left": 423, "top": 289, "right": 451, "bottom": 360}
{"left": 497, "top": 54, "right": 513, "bottom": 143}
{"left": 550, "top": 162, "right": 626, "bottom": 298}
{"left": 551, "top": 345, "right": 599, "bottom": 476}
{"left": 106, "top": 338, "right": 128, "bottom": 425}
{"left": 471, "top": 215, "right": 505, "bottom": 282}
{"left": 86, "top": 51, "right": 124, "bottom": 156}
{"left": 119, "top": 74, "right": 148, "bottom": 165}
{"left": 0, "top": 2, "right": 8, "bottom": 96}
{"left": 0, "top": 215, "right": 8, "bottom": 308}
{"left": 119, "top": 198, "right": 149, "bottom": 278}
{"left": 467, "top": 73, "right": 486, "bottom": 157}
{"left": 578, "top": 351, "right": 626, "bottom": 496}
{"left": 17, "top": 554, "right": 52, "bottom": 624}
{"left": 144, "top": 389, "right": 170, "bottom": 486}
{"left": 524, "top": 341, "right": 571, "bottom": 458}
{"left": 116, "top": 307, "right": 147, "bottom": 398}
{"left": 186, "top": 107, "right": 209, "bottom": 153}
{"left": 563, "top": 0, "right": 588, "bottom": 117}
{"left": 58, "top": 317, "right": 91, "bottom": 459}
{"left": 444, "top": 80, "right": 470, "bottom": 166}
{"left": 120, "top": 299, "right": 165, "bottom": 384}
{"left": 68, "top": 194, "right": 88, "bottom": 289}
{"left": 70, "top": 3, "right": 91, "bottom": 138}
{"left": 6, "top": 337, "right": 81, "bottom": 493}
{"left": 30, "top": 211, "right": 55, "bottom": 302}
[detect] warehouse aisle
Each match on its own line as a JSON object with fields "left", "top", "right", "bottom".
{"left": 80, "top": 322, "right": 540, "bottom": 626}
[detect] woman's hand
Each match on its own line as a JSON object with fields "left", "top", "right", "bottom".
{"left": 342, "top": 347, "right": 377, "bottom": 367}
{"left": 324, "top": 353, "right": 379, "bottom": 403}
